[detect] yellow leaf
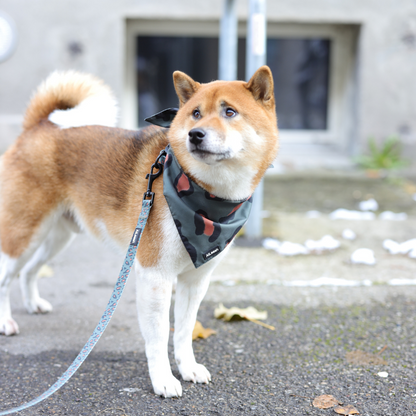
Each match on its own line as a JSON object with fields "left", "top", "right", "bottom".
{"left": 192, "top": 321, "right": 216, "bottom": 340}
{"left": 37, "top": 264, "right": 54, "bottom": 278}
{"left": 214, "top": 303, "right": 275, "bottom": 330}
{"left": 334, "top": 404, "right": 360, "bottom": 415}
{"left": 312, "top": 394, "right": 341, "bottom": 409}
{"left": 346, "top": 350, "right": 387, "bottom": 366}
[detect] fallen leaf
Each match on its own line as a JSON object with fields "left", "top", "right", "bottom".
{"left": 192, "top": 321, "right": 216, "bottom": 340}
{"left": 37, "top": 264, "right": 54, "bottom": 278}
{"left": 312, "top": 394, "right": 341, "bottom": 409}
{"left": 214, "top": 303, "right": 267, "bottom": 321}
{"left": 334, "top": 404, "right": 360, "bottom": 415}
{"left": 214, "top": 303, "right": 275, "bottom": 330}
{"left": 346, "top": 350, "right": 387, "bottom": 365}
{"left": 403, "top": 181, "right": 416, "bottom": 195}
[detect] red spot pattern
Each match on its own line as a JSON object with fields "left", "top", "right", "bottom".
{"left": 176, "top": 173, "right": 191, "bottom": 193}
{"left": 202, "top": 217, "right": 215, "bottom": 237}
{"left": 227, "top": 202, "right": 243, "bottom": 217}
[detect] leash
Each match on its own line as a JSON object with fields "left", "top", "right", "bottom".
{"left": 0, "top": 149, "right": 167, "bottom": 415}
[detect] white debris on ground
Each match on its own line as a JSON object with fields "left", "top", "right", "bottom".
{"left": 262, "top": 199, "right": 414, "bottom": 270}
{"left": 262, "top": 239, "right": 309, "bottom": 256}
{"left": 358, "top": 198, "right": 379, "bottom": 211}
{"left": 342, "top": 228, "right": 356, "bottom": 240}
{"left": 305, "top": 210, "right": 321, "bottom": 218}
{"left": 263, "top": 235, "right": 340, "bottom": 256}
{"left": 262, "top": 238, "right": 282, "bottom": 251}
{"left": 388, "top": 279, "right": 416, "bottom": 286}
{"left": 329, "top": 208, "right": 375, "bottom": 220}
{"left": 351, "top": 248, "right": 376, "bottom": 265}
{"left": 379, "top": 211, "right": 408, "bottom": 221}
{"left": 278, "top": 241, "right": 309, "bottom": 256}
{"left": 281, "top": 277, "right": 372, "bottom": 287}
{"left": 330, "top": 207, "right": 407, "bottom": 221}
{"left": 304, "top": 235, "right": 340, "bottom": 253}
{"left": 121, "top": 388, "right": 141, "bottom": 393}
{"left": 383, "top": 238, "right": 416, "bottom": 258}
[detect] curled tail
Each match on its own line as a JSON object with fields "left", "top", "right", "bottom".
{"left": 23, "top": 70, "right": 118, "bottom": 131}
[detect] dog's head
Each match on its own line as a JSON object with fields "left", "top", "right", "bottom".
{"left": 168, "top": 66, "right": 279, "bottom": 199}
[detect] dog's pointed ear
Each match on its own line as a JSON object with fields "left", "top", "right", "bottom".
{"left": 173, "top": 71, "right": 200, "bottom": 107}
{"left": 245, "top": 66, "right": 275, "bottom": 106}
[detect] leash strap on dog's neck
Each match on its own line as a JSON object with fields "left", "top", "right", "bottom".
{"left": 0, "top": 150, "right": 166, "bottom": 416}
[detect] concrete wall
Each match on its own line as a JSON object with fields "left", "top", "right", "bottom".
{"left": 0, "top": 0, "right": 415, "bottom": 162}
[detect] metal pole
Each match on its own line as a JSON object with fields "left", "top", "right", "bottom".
{"left": 218, "top": 0, "right": 238, "bottom": 81}
{"left": 244, "top": 0, "right": 267, "bottom": 239}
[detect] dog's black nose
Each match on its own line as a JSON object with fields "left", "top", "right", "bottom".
{"left": 188, "top": 128, "right": 205, "bottom": 145}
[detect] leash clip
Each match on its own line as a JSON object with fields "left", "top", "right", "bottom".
{"left": 143, "top": 149, "right": 167, "bottom": 206}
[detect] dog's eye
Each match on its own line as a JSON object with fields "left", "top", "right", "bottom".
{"left": 225, "top": 108, "right": 237, "bottom": 118}
{"left": 193, "top": 109, "right": 201, "bottom": 119}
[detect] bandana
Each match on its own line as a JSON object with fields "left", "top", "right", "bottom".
{"left": 162, "top": 146, "right": 252, "bottom": 268}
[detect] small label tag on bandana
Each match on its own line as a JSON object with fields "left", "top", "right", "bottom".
{"left": 202, "top": 246, "right": 221, "bottom": 261}
{"left": 130, "top": 228, "right": 142, "bottom": 246}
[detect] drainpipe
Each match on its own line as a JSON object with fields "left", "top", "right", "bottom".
{"left": 218, "top": 0, "right": 238, "bottom": 81}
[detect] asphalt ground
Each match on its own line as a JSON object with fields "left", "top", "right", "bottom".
{"left": 1, "top": 298, "right": 415, "bottom": 416}
{"left": 1, "top": 172, "right": 416, "bottom": 415}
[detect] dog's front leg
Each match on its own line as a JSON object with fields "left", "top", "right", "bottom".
{"left": 174, "top": 263, "right": 216, "bottom": 385}
{"left": 135, "top": 264, "right": 182, "bottom": 398}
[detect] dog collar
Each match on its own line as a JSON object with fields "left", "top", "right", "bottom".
{"left": 163, "top": 145, "right": 252, "bottom": 268}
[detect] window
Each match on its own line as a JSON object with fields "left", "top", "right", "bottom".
{"left": 125, "top": 20, "right": 357, "bottom": 150}
{"left": 136, "top": 35, "right": 330, "bottom": 130}
{"left": 136, "top": 36, "right": 218, "bottom": 126}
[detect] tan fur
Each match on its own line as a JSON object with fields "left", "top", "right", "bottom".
{"left": 0, "top": 122, "right": 168, "bottom": 267}
{"left": 0, "top": 65, "right": 278, "bottom": 269}
{"left": 170, "top": 66, "right": 278, "bottom": 197}
{"left": 0, "top": 68, "right": 280, "bottom": 395}
{"left": 23, "top": 71, "right": 116, "bottom": 130}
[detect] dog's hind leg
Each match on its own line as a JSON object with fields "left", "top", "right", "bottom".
{"left": 0, "top": 254, "right": 24, "bottom": 335}
{"left": 0, "top": 211, "right": 75, "bottom": 335}
{"left": 19, "top": 216, "right": 76, "bottom": 314}
{"left": 0, "top": 233, "right": 53, "bottom": 335}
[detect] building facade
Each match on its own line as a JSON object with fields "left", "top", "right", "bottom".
{"left": 0, "top": 0, "right": 415, "bottom": 169}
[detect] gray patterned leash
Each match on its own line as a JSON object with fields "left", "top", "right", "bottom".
{"left": 0, "top": 149, "right": 166, "bottom": 415}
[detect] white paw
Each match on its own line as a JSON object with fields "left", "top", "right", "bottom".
{"left": 178, "top": 361, "right": 211, "bottom": 384}
{"left": 25, "top": 297, "right": 53, "bottom": 314}
{"left": 0, "top": 317, "right": 20, "bottom": 336}
{"left": 151, "top": 373, "right": 183, "bottom": 398}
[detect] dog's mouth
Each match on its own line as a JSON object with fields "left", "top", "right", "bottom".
{"left": 190, "top": 148, "right": 230, "bottom": 162}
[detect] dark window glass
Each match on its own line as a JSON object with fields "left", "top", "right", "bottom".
{"left": 137, "top": 36, "right": 330, "bottom": 130}
{"left": 267, "top": 39, "right": 330, "bottom": 130}
{"left": 136, "top": 36, "right": 218, "bottom": 126}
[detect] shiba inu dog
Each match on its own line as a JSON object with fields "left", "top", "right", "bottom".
{"left": 0, "top": 67, "right": 278, "bottom": 397}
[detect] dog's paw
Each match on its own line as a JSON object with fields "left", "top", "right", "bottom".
{"left": 25, "top": 297, "right": 53, "bottom": 314}
{"left": 152, "top": 373, "right": 183, "bottom": 398}
{"left": 0, "top": 317, "right": 20, "bottom": 336}
{"left": 178, "top": 362, "right": 211, "bottom": 384}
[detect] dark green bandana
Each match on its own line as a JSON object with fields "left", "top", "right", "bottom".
{"left": 162, "top": 146, "right": 252, "bottom": 268}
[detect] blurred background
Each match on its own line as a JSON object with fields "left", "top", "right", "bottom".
{"left": 1, "top": 0, "right": 415, "bottom": 172}
{"left": 1, "top": 7, "right": 416, "bottom": 409}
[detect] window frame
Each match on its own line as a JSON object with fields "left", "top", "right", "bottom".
{"left": 124, "top": 19, "right": 357, "bottom": 151}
